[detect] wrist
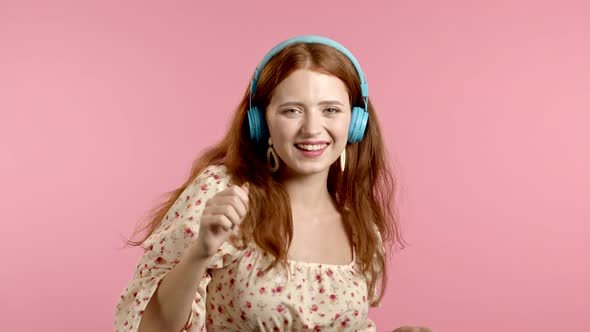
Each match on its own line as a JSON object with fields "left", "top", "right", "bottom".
{"left": 185, "top": 242, "right": 214, "bottom": 264}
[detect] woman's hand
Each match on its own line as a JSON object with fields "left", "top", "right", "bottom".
{"left": 391, "top": 327, "right": 432, "bottom": 332}
{"left": 190, "top": 183, "right": 250, "bottom": 260}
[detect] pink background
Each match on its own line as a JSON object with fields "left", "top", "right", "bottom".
{"left": 1, "top": 1, "right": 589, "bottom": 331}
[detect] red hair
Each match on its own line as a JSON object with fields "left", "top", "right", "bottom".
{"left": 128, "top": 42, "right": 405, "bottom": 306}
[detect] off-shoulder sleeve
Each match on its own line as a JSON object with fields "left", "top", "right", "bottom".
{"left": 114, "top": 165, "right": 244, "bottom": 332}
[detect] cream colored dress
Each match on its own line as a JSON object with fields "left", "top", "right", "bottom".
{"left": 115, "top": 165, "right": 377, "bottom": 331}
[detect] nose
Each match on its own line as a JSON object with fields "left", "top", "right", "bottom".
{"left": 300, "top": 110, "right": 322, "bottom": 136}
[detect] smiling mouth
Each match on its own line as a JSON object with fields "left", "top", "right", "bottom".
{"left": 295, "top": 143, "right": 329, "bottom": 151}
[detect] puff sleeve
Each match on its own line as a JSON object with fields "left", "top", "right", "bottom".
{"left": 114, "top": 165, "right": 244, "bottom": 331}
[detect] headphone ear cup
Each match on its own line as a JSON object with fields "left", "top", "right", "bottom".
{"left": 348, "top": 107, "right": 360, "bottom": 143}
{"left": 359, "top": 108, "right": 369, "bottom": 139}
{"left": 348, "top": 107, "right": 368, "bottom": 143}
{"left": 247, "top": 106, "right": 264, "bottom": 142}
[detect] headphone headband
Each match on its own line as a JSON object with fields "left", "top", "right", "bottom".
{"left": 249, "top": 35, "right": 368, "bottom": 102}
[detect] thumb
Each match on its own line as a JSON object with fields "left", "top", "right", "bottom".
{"left": 241, "top": 182, "right": 250, "bottom": 194}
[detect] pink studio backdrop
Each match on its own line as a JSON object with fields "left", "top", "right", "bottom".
{"left": 1, "top": 1, "right": 589, "bottom": 331}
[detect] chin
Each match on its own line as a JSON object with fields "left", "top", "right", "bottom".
{"left": 284, "top": 162, "right": 333, "bottom": 176}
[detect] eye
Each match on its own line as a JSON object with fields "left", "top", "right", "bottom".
{"left": 279, "top": 108, "right": 301, "bottom": 117}
{"left": 324, "top": 107, "right": 340, "bottom": 114}
{"left": 280, "top": 108, "right": 302, "bottom": 116}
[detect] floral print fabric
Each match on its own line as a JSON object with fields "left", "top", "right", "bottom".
{"left": 115, "top": 164, "right": 376, "bottom": 331}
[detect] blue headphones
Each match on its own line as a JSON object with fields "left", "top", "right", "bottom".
{"left": 247, "top": 35, "right": 369, "bottom": 144}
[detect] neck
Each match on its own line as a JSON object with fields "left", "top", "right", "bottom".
{"left": 278, "top": 170, "right": 334, "bottom": 215}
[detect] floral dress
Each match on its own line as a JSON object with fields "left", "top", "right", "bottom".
{"left": 114, "top": 165, "right": 377, "bottom": 331}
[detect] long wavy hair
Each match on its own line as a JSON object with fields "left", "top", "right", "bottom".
{"left": 128, "top": 42, "right": 405, "bottom": 306}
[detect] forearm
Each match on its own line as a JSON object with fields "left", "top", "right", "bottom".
{"left": 138, "top": 249, "right": 210, "bottom": 332}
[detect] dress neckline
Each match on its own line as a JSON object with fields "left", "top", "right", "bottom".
{"left": 286, "top": 244, "right": 357, "bottom": 269}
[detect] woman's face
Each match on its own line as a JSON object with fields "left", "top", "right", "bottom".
{"left": 265, "top": 69, "right": 351, "bottom": 177}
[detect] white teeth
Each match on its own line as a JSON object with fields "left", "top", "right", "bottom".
{"left": 296, "top": 144, "right": 327, "bottom": 151}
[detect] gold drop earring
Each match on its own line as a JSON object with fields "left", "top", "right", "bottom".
{"left": 267, "top": 137, "right": 279, "bottom": 172}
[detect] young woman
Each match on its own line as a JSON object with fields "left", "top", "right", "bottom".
{"left": 115, "top": 35, "right": 404, "bottom": 332}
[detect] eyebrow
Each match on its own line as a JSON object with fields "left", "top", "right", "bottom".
{"left": 277, "top": 100, "right": 345, "bottom": 107}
